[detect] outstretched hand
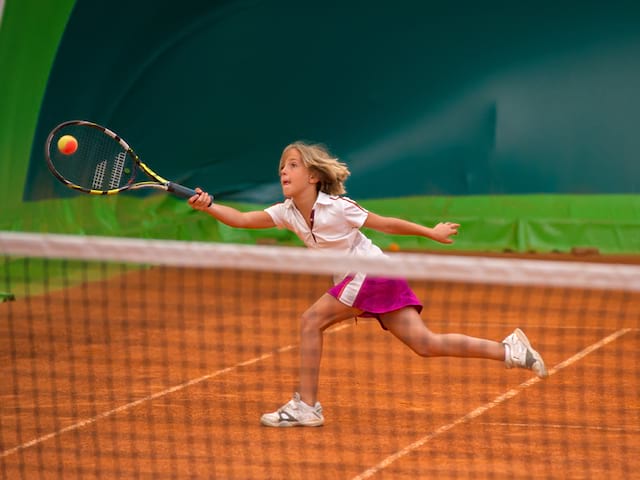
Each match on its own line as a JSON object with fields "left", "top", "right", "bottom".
{"left": 188, "top": 187, "right": 213, "bottom": 211}
{"left": 431, "top": 222, "right": 460, "bottom": 244}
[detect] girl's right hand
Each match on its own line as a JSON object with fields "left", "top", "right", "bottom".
{"left": 188, "top": 187, "right": 213, "bottom": 211}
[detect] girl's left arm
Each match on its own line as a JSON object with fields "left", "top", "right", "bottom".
{"left": 363, "top": 212, "right": 459, "bottom": 244}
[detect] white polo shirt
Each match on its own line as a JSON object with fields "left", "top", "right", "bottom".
{"left": 264, "top": 191, "right": 384, "bottom": 257}
{"left": 266, "top": 192, "right": 391, "bottom": 306}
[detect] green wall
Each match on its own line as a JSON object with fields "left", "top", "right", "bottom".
{"left": 1, "top": 0, "right": 639, "bottom": 253}
{"left": 0, "top": 0, "right": 76, "bottom": 228}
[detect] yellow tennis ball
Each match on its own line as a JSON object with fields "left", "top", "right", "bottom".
{"left": 57, "top": 135, "right": 78, "bottom": 155}
{"left": 388, "top": 242, "right": 400, "bottom": 252}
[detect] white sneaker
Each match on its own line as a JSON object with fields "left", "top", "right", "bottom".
{"left": 503, "top": 328, "right": 548, "bottom": 379}
{"left": 260, "top": 392, "right": 324, "bottom": 427}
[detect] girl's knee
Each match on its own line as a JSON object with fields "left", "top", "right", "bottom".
{"left": 411, "top": 333, "right": 441, "bottom": 357}
{"left": 413, "top": 343, "right": 435, "bottom": 357}
{"left": 300, "top": 309, "right": 321, "bottom": 332}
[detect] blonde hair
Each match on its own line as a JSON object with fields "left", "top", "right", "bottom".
{"left": 280, "top": 142, "right": 350, "bottom": 195}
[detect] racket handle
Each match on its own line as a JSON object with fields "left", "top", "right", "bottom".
{"left": 167, "top": 182, "right": 214, "bottom": 206}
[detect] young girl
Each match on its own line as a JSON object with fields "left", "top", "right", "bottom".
{"left": 188, "top": 141, "right": 547, "bottom": 427}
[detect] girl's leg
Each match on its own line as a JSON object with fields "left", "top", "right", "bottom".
{"left": 380, "top": 307, "right": 505, "bottom": 360}
{"left": 298, "top": 293, "right": 359, "bottom": 405}
{"left": 260, "top": 294, "right": 356, "bottom": 427}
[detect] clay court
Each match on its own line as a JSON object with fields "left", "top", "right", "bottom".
{"left": 1, "top": 259, "right": 639, "bottom": 479}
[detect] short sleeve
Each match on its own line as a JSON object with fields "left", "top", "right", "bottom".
{"left": 264, "top": 203, "right": 287, "bottom": 229}
{"left": 340, "top": 197, "right": 369, "bottom": 228}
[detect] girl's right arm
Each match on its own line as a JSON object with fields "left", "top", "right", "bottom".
{"left": 188, "top": 188, "right": 276, "bottom": 229}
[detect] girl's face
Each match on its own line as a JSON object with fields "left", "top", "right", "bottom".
{"left": 279, "top": 148, "right": 317, "bottom": 198}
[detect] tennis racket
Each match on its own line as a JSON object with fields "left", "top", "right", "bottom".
{"left": 45, "top": 120, "right": 210, "bottom": 203}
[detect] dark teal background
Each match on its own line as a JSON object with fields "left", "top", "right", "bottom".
{"left": 25, "top": 0, "right": 640, "bottom": 202}
{"left": 1, "top": 0, "right": 639, "bottom": 252}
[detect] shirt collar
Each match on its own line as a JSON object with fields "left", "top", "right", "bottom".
{"left": 315, "top": 191, "right": 333, "bottom": 205}
{"left": 283, "top": 191, "right": 333, "bottom": 209}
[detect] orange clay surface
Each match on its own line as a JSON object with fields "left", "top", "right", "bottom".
{"left": 1, "top": 256, "right": 638, "bottom": 479}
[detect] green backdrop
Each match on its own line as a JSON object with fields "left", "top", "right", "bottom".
{"left": 1, "top": 0, "right": 639, "bottom": 253}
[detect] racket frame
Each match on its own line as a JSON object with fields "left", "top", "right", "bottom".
{"left": 45, "top": 120, "right": 199, "bottom": 200}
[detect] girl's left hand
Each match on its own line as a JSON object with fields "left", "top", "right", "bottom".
{"left": 432, "top": 222, "right": 460, "bottom": 244}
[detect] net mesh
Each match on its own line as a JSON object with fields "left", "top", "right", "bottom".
{"left": 1, "top": 232, "right": 639, "bottom": 479}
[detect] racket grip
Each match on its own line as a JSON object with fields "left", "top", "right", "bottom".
{"left": 167, "top": 182, "right": 213, "bottom": 206}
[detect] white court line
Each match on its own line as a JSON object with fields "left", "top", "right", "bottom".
{"left": 0, "top": 323, "right": 352, "bottom": 459}
{"left": 352, "top": 328, "right": 634, "bottom": 480}
{"left": 479, "top": 422, "right": 640, "bottom": 433}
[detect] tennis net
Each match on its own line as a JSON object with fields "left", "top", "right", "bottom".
{"left": 1, "top": 231, "right": 639, "bottom": 479}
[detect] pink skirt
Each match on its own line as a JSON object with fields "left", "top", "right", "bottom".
{"left": 328, "top": 275, "right": 423, "bottom": 325}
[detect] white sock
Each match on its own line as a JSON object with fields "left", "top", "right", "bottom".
{"left": 504, "top": 343, "right": 511, "bottom": 364}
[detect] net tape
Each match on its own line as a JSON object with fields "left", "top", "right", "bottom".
{"left": 1, "top": 231, "right": 638, "bottom": 291}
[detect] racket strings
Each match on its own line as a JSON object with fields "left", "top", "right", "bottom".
{"left": 49, "top": 125, "right": 137, "bottom": 192}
